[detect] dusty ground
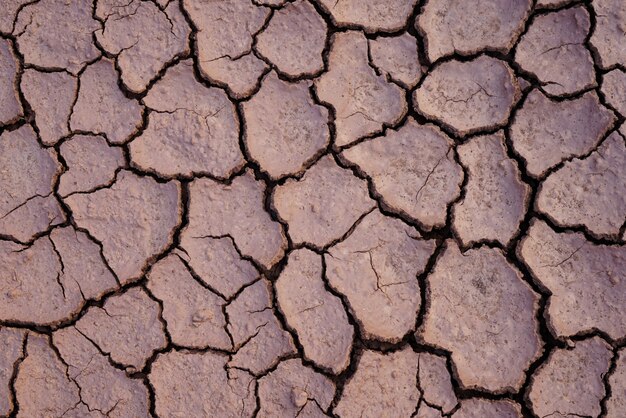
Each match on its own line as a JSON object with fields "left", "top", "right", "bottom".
{"left": 0, "top": 0, "right": 625, "bottom": 417}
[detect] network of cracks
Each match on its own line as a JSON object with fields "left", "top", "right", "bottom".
{"left": 0, "top": 0, "right": 625, "bottom": 417}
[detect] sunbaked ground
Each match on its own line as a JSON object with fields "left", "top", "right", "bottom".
{"left": 0, "top": 0, "right": 625, "bottom": 417}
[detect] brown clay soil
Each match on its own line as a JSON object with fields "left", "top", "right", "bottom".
{"left": 0, "top": 0, "right": 625, "bottom": 417}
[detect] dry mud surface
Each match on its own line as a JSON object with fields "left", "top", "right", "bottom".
{"left": 0, "top": 0, "right": 625, "bottom": 417}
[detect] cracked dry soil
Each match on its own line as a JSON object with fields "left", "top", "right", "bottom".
{"left": 0, "top": 0, "right": 625, "bottom": 417}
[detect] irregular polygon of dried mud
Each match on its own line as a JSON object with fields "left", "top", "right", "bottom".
{"left": 21, "top": 69, "right": 76, "bottom": 145}
{"left": 130, "top": 60, "right": 243, "bottom": 178}
{"left": 95, "top": 0, "right": 191, "bottom": 93}
{"left": 326, "top": 210, "right": 436, "bottom": 342}
{"left": 0, "top": 194, "right": 65, "bottom": 244}
{"left": 0, "top": 125, "right": 65, "bottom": 242}
{"left": 185, "top": 171, "right": 287, "bottom": 269}
{"left": 65, "top": 170, "right": 181, "bottom": 284}
{"left": 452, "top": 132, "right": 530, "bottom": 247}
{"left": 59, "top": 135, "right": 124, "bottom": 197}
{"left": 273, "top": 156, "right": 375, "bottom": 248}
{"left": 368, "top": 33, "right": 422, "bottom": 89}
{"left": 226, "top": 279, "right": 297, "bottom": 375}
{"left": 342, "top": 118, "right": 462, "bottom": 230}
{"left": 526, "top": 337, "right": 612, "bottom": 418}
{"left": 75, "top": 287, "right": 167, "bottom": 371}
{"left": 199, "top": 52, "right": 269, "bottom": 100}
{"left": 13, "top": 0, "right": 101, "bottom": 74}
{"left": 243, "top": 72, "right": 329, "bottom": 179}
{"left": 452, "top": 399, "right": 522, "bottom": 418}
{"left": 413, "top": 56, "right": 520, "bottom": 137}
{"left": 590, "top": 0, "right": 626, "bottom": 69}
{"left": 0, "top": 227, "right": 118, "bottom": 326}
{"left": 601, "top": 69, "right": 626, "bottom": 117}
{"left": 318, "top": 0, "right": 418, "bottom": 33}
{"left": 315, "top": 31, "right": 407, "bottom": 147}
{"left": 335, "top": 348, "right": 420, "bottom": 418}
{"left": 147, "top": 254, "right": 231, "bottom": 350}
{"left": 418, "top": 241, "right": 542, "bottom": 393}
{"left": 255, "top": 0, "right": 327, "bottom": 78}
{"left": 515, "top": 6, "right": 595, "bottom": 96}
{"left": 53, "top": 327, "right": 151, "bottom": 417}
{"left": 416, "top": 0, "right": 532, "bottom": 62}
{"left": 518, "top": 219, "right": 626, "bottom": 340}
{"left": 536, "top": 131, "right": 626, "bottom": 240}
{"left": 70, "top": 59, "right": 144, "bottom": 144}
{"left": 276, "top": 248, "right": 353, "bottom": 374}
{"left": 178, "top": 233, "right": 259, "bottom": 300}
{"left": 14, "top": 334, "right": 82, "bottom": 418}
{"left": 149, "top": 350, "right": 257, "bottom": 417}
{"left": 257, "top": 358, "right": 335, "bottom": 418}
{"left": 0, "top": 39, "right": 22, "bottom": 126}
{"left": 183, "top": 0, "right": 269, "bottom": 98}
{"left": 418, "top": 352, "right": 458, "bottom": 414}
{"left": 509, "top": 89, "right": 616, "bottom": 178}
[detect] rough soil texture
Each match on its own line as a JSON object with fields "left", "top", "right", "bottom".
{"left": 369, "top": 33, "right": 422, "bottom": 89}
{"left": 243, "top": 72, "right": 329, "bottom": 179}
{"left": 326, "top": 210, "right": 436, "bottom": 343}
{"left": 0, "top": 40, "right": 22, "bottom": 126}
{"left": 130, "top": 60, "right": 243, "bottom": 179}
{"left": 341, "top": 118, "right": 462, "bottom": 230}
{"left": 536, "top": 131, "right": 626, "bottom": 240}
{"left": 416, "top": 0, "right": 532, "bottom": 62}
{"left": 70, "top": 58, "right": 144, "bottom": 144}
{"left": 315, "top": 31, "right": 407, "bottom": 147}
{"left": 94, "top": 0, "right": 190, "bottom": 94}
{"left": 418, "top": 242, "right": 542, "bottom": 393}
{"left": 255, "top": 0, "right": 327, "bottom": 79}
{"left": 273, "top": 156, "right": 375, "bottom": 248}
{"left": 527, "top": 337, "right": 613, "bottom": 417}
{"left": 452, "top": 132, "right": 530, "bottom": 247}
{"left": 276, "top": 248, "right": 354, "bottom": 374}
{"left": 413, "top": 56, "right": 520, "bottom": 137}
{"left": 519, "top": 219, "right": 626, "bottom": 340}
{"left": 1, "top": 1, "right": 625, "bottom": 417}
{"left": 515, "top": 6, "right": 596, "bottom": 97}
{"left": 335, "top": 348, "right": 421, "bottom": 417}
{"left": 509, "top": 89, "right": 616, "bottom": 178}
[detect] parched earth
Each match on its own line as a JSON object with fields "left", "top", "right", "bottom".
{"left": 0, "top": 0, "right": 625, "bottom": 417}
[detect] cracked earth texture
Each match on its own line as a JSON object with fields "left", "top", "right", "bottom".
{"left": 0, "top": 0, "right": 624, "bottom": 417}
